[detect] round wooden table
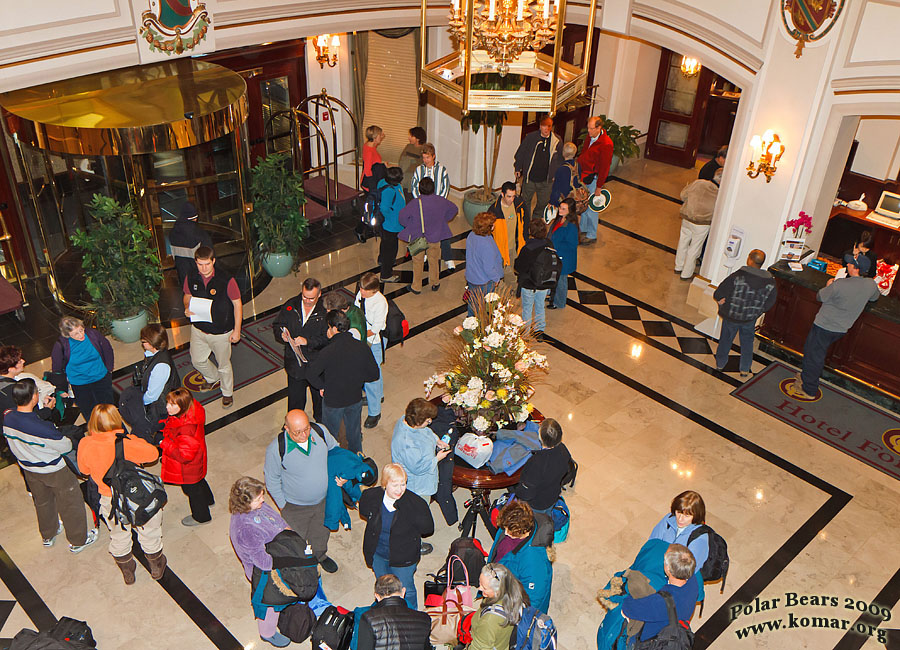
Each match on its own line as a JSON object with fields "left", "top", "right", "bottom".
{"left": 449, "top": 406, "right": 544, "bottom": 537}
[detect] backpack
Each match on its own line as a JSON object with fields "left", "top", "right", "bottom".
{"left": 278, "top": 602, "right": 317, "bottom": 643}
{"left": 529, "top": 245, "right": 561, "bottom": 290}
{"left": 549, "top": 497, "right": 570, "bottom": 544}
{"left": 443, "top": 536, "right": 488, "bottom": 586}
{"left": 312, "top": 605, "right": 354, "bottom": 650}
{"left": 48, "top": 618, "right": 96, "bottom": 648}
{"left": 687, "top": 524, "right": 730, "bottom": 586}
{"left": 632, "top": 591, "right": 693, "bottom": 650}
{"left": 9, "top": 630, "right": 93, "bottom": 650}
{"left": 278, "top": 423, "right": 325, "bottom": 464}
{"left": 565, "top": 162, "right": 591, "bottom": 214}
{"left": 514, "top": 605, "right": 558, "bottom": 650}
{"left": 102, "top": 433, "right": 167, "bottom": 527}
{"left": 384, "top": 299, "right": 409, "bottom": 346}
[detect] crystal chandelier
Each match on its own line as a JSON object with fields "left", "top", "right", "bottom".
{"left": 419, "top": 0, "right": 598, "bottom": 113}
{"left": 447, "top": 0, "right": 559, "bottom": 76}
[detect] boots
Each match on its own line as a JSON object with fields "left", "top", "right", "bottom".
{"left": 113, "top": 553, "right": 136, "bottom": 585}
{"left": 146, "top": 550, "right": 167, "bottom": 580}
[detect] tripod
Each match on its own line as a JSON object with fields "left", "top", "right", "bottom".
{"left": 458, "top": 488, "right": 498, "bottom": 538}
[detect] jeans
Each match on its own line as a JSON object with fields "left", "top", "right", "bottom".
{"left": 578, "top": 178, "right": 598, "bottom": 239}
{"left": 70, "top": 374, "right": 114, "bottom": 423}
{"left": 800, "top": 325, "right": 844, "bottom": 395}
{"left": 287, "top": 375, "right": 323, "bottom": 422}
{"left": 364, "top": 341, "right": 383, "bottom": 418}
{"left": 323, "top": 400, "right": 364, "bottom": 454}
{"left": 441, "top": 238, "right": 454, "bottom": 265}
{"left": 674, "top": 220, "right": 711, "bottom": 279}
{"left": 714, "top": 319, "right": 756, "bottom": 373}
{"left": 521, "top": 288, "right": 549, "bottom": 332}
{"left": 552, "top": 273, "right": 569, "bottom": 309}
{"left": 372, "top": 554, "right": 418, "bottom": 610}
{"left": 181, "top": 479, "right": 214, "bottom": 523}
{"left": 466, "top": 281, "right": 497, "bottom": 316}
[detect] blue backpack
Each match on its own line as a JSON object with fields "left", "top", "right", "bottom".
{"left": 549, "top": 497, "right": 570, "bottom": 544}
{"left": 514, "top": 605, "right": 557, "bottom": 650}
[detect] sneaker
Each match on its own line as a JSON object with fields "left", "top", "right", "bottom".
{"left": 197, "top": 379, "right": 221, "bottom": 391}
{"left": 364, "top": 414, "right": 381, "bottom": 429}
{"left": 446, "top": 260, "right": 456, "bottom": 270}
{"left": 319, "top": 556, "right": 339, "bottom": 573}
{"left": 431, "top": 284, "right": 441, "bottom": 292}
{"left": 380, "top": 275, "right": 399, "bottom": 283}
{"left": 740, "top": 371, "right": 751, "bottom": 379}
{"left": 69, "top": 528, "right": 98, "bottom": 554}
{"left": 261, "top": 631, "right": 292, "bottom": 648}
{"left": 420, "top": 542, "right": 433, "bottom": 555}
{"left": 43, "top": 521, "right": 63, "bottom": 547}
{"left": 181, "top": 515, "right": 210, "bottom": 527}
{"left": 222, "top": 395, "right": 234, "bottom": 408}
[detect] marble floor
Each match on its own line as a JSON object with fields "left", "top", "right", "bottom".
{"left": 1, "top": 158, "right": 898, "bottom": 650}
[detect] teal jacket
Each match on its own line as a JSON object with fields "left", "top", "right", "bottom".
{"left": 377, "top": 180, "right": 406, "bottom": 233}
{"left": 488, "top": 514, "right": 553, "bottom": 613}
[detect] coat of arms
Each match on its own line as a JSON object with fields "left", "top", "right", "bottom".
{"left": 140, "top": 0, "right": 211, "bottom": 55}
{"left": 781, "top": 0, "right": 845, "bottom": 58}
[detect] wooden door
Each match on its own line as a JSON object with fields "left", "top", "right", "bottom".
{"left": 645, "top": 49, "right": 715, "bottom": 168}
{"left": 522, "top": 25, "right": 601, "bottom": 147}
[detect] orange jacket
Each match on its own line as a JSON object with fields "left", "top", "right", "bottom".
{"left": 77, "top": 429, "right": 160, "bottom": 496}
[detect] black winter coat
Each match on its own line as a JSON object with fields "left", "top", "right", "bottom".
{"left": 272, "top": 296, "right": 328, "bottom": 379}
{"left": 358, "top": 595, "right": 431, "bottom": 650}
{"left": 358, "top": 487, "right": 434, "bottom": 568}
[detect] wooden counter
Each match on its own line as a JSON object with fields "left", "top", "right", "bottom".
{"left": 820, "top": 207, "right": 900, "bottom": 267}
{"left": 759, "top": 261, "right": 900, "bottom": 398}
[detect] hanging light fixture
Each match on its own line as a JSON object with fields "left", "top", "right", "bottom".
{"left": 314, "top": 34, "right": 340, "bottom": 68}
{"left": 680, "top": 55, "right": 701, "bottom": 77}
{"left": 420, "top": 0, "right": 597, "bottom": 114}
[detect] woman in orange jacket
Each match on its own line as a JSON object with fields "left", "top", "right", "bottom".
{"left": 77, "top": 404, "right": 164, "bottom": 585}
{"left": 159, "top": 387, "right": 214, "bottom": 526}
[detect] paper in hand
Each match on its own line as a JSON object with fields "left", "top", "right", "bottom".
{"left": 188, "top": 297, "right": 214, "bottom": 323}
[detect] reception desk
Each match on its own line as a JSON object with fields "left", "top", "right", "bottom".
{"left": 759, "top": 261, "right": 900, "bottom": 398}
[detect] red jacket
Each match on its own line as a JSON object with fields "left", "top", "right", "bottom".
{"left": 159, "top": 400, "right": 207, "bottom": 484}
{"left": 577, "top": 131, "right": 614, "bottom": 187}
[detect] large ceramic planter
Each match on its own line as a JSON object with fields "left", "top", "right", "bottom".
{"left": 262, "top": 252, "right": 294, "bottom": 278}
{"left": 110, "top": 310, "right": 149, "bottom": 343}
{"left": 462, "top": 190, "right": 496, "bottom": 226}
{"left": 609, "top": 154, "right": 621, "bottom": 175}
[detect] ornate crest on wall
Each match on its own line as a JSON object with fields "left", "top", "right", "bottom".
{"left": 137, "top": 0, "right": 213, "bottom": 61}
{"left": 781, "top": 0, "right": 846, "bottom": 58}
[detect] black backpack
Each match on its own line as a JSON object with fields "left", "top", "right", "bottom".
{"left": 278, "top": 602, "right": 317, "bottom": 643}
{"left": 440, "top": 536, "right": 487, "bottom": 587}
{"left": 311, "top": 605, "right": 354, "bottom": 650}
{"left": 102, "top": 433, "right": 167, "bottom": 527}
{"left": 633, "top": 591, "right": 693, "bottom": 650}
{"left": 277, "top": 423, "right": 325, "bottom": 464}
{"left": 48, "top": 618, "right": 96, "bottom": 648}
{"left": 529, "top": 245, "right": 561, "bottom": 290}
{"left": 687, "top": 524, "right": 730, "bottom": 588}
{"left": 384, "top": 299, "right": 409, "bottom": 346}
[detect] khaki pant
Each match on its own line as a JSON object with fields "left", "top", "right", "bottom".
{"left": 100, "top": 494, "right": 163, "bottom": 557}
{"left": 190, "top": 326, "right": 235, "bottom": 396}
{"left": 24, "top": 467, "right": 89, "bottom": 545}
{"left": 405, "top": 240, "right": 441, "bottom": 290}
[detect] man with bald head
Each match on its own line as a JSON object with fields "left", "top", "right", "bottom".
{"left": 264, "top": 409, "right": 343, "bottom": 573}
{"left": 576, "top": 116, "right": 614, "bottom": 245}
{"left": 713, "top": 249, "right": 777, "bottom": 378}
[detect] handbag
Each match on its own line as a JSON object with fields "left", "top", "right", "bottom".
{"left": 407, "top": 199, "right": 429, "bottom": 256}
{"left": 427, "top": 599, "right": 473, "bottom": 645}
{"left": 425, "top": 555, "right": 477, "bottom": 608}
{"left": 566, "top": 162, "right": 591, "bottom": 214}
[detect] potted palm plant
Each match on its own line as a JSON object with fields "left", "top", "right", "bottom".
{"left": 248, "top": 152, "right": 309, "bottom": 277}
{"left": 460, "top": 74, "right": 524, "bottom": 225}
{"left": 71, "top": 195, "right": 163, "bottom": 342}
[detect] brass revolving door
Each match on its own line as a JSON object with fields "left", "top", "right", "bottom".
{"left": 0, "top": 59, "right": 256, "bottom": 320}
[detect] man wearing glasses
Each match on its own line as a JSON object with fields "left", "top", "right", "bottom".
{"left": 273, "top": 278, "right": 329, "bottom": 421}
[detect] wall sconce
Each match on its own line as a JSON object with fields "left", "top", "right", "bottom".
{"left": 747, "top": 130, "right": 784, "bottom": 183}
{"left": 315, "top": 34, "right": 340, "bottom": 68}
{"left": 680, "top": 56, "right": 701, "bottom": 78}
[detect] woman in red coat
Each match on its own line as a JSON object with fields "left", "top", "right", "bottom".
{"left": 160, "top": 387, "right": 214, "bottom": 526}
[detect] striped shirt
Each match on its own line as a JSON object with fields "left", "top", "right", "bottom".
{"left": 3, "top": 410, "right": 71, "bottom": 473}
{"left": 411, "top": 162, "right": 451, "bottom": 198}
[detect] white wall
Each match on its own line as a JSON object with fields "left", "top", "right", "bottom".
{"left": 850, "top": 118, "right": 900, "bottom": 181}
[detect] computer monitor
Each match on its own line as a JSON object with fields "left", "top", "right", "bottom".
{"left": 874, "top": 190, "right": 900, "bottom": 219}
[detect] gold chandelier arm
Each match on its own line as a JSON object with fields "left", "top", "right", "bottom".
{"left": 548, "top": 0, "right": 567, "bottom": 115}
{"left": 463, "top": 0, "right": 476, "bottom": 113}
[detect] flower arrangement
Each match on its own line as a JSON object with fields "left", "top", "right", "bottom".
{"left": 424, "top": 286, "right": 548, "bottom": 433}
{"left": 784, "top": 211, "right": 813, "bottom": 238}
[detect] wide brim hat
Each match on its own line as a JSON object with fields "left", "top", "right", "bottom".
{"left": 542, "top": 204, "right": 558, "bottom": 224}
{"left": 588, "top": 189, "right": 612, "bottom": 212}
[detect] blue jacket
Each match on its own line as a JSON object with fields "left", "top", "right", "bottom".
{"left": 549, "top": 159, "right": 580, "bottom": 206}
{"left": 489, "top": 517, "right": 553, "bottom": 614}
{"left": 391, "top": 418, "right": 441, "bottom": 498}
{"left": 648, "top": 513, "right": 707, "bottom": 601}
{"left": 550, "top": 222, "right": 578, "bottom": 276}
{"left": 325, "top": 447, "right": 373, "bottom": 530}
{"left": 377, "top": 180, "right": 406, "bottom": 233}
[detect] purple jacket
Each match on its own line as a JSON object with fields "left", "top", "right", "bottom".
{"left": 398, "top": 195, "right": 457, "bottom": 243}
{"left": 229, "top": 502, "right": 289, "bottom": 580}
{"left": 50, "top": 329, "right": 115, "bottom": 379}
